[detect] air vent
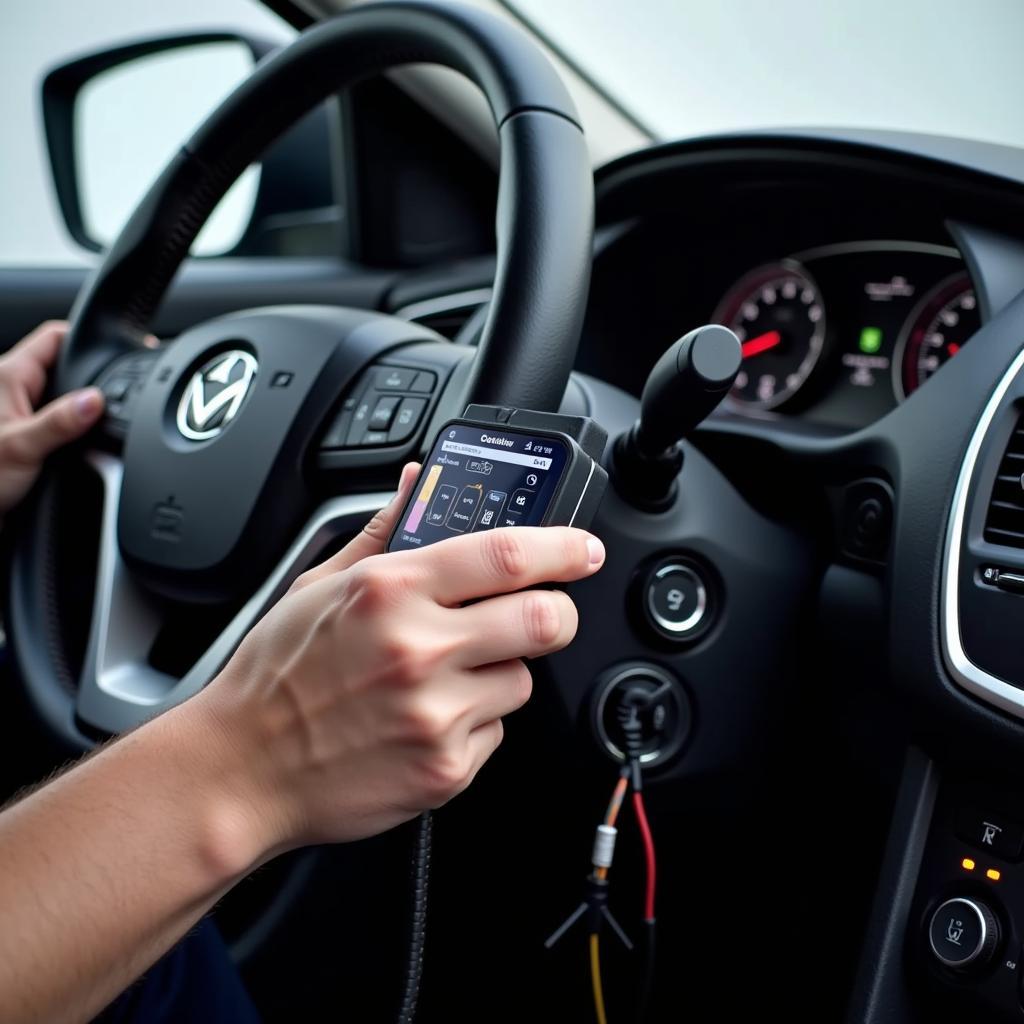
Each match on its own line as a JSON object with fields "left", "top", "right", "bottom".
{"left": 395, "top": 288, "right": 491, "bottom": 344}
{"left": 984, "top": 414, "right": 1024, "bottom": 548}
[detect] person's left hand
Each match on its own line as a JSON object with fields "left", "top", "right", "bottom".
{"left": 0, "top": 321, "right": 105, "bottom": 517}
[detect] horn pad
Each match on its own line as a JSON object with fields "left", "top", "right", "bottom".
{"left": 116, "top": 307, "right": 419, "bottom": 602}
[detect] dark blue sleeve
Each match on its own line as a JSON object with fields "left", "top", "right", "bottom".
{"left": 94, "top": 918, "right": 261, "bottom": 1024}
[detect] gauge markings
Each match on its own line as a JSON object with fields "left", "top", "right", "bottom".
{"left": 712, "top": 262, "right": 826, "bottom": 409}
{"left": 893, "top": 272, "right": 980, "bottom": 398}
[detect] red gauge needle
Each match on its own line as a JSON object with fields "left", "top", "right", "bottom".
{"left": 741, "top": 330, "right": 782, "bottom": 358}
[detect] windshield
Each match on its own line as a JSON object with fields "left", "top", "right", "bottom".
{"left": 508, "top": 0, "right": 1024, "bottom": 149}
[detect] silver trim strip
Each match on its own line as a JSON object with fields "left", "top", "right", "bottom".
{"left": 78, "top": 452, "right": 391, "bottom": 732}
{"left": 941, "top": 345, "right": 1024, "bottom": 718}
{"left": 567, "top": 458, "right": 597, "bottom": 527}
{"left": 788, "top": 239, "right": 962, "bottom": 263}
{"left": 393, "top": 288, "right": 493, "bottom": 324}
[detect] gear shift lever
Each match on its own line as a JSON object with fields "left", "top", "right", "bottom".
{"left": 612, "top": 324, "right": 742, "bottom": 509}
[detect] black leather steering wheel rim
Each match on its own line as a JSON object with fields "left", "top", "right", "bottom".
{"left": 58, "top": 0, "right": 593, "bottom": 413}
{"left": 8, "top": 0, "right": 594, "bottom": 751}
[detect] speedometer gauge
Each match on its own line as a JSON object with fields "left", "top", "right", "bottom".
{"left": 712, "top": 262, "right": 826, "bottom": 409}
{"left": 893, "top": 272, "right": 980, "bottom": 398}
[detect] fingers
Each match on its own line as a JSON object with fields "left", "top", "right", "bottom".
{"left": 297, "top": 463, "right": 420, "bottom": 586}
{"left": 428, "top": 719, "right": 504, "bottom": 808}
{"left": 464, "top": 718, "right": 504, "bottom": 783}
{"left": 3, "top": 321, "right": 68, "bottom": 405}
{"left": 457, "top": 660, "right": 533, "bottom": 731}
{"left": 0, "top": 388, "right": 105, "bottom": 465}
{"left": 10, "top": 320, "right": 67, "bottom": 367}
{"left": 453, "top": 589, "right": 579, "bottom": 667}
{"left": 397, "top": 526, "right": 605, "bottom": 606}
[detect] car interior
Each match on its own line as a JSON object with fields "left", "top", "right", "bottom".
{"left": 3, "top": 0, "right": 1024, "bottom": 1021}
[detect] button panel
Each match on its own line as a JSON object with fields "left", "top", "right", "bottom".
{"left": 96, "top": 350, "right": 159, "bottom": 424}
{"left": 910, "top": 782, "right": 1024, "bottom": 1019}
{"left": 321, "top": 364, "right": 438, "bottom": 450}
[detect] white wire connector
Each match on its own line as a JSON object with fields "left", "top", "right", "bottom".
{"left": 591, "top": 824, "right": 618, "bottom": 869}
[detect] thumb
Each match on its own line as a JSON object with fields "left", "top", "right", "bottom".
{"left": 304, "top": 462, "right": 421, "bottom": 583}
{"left": 1, "top": 387, "right": 105, "bottom": 464}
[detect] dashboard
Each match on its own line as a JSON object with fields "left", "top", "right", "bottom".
{"left": 709, "top": 242, "right": 978, "bottom": 425}
{"left": 576, "top": 134, "right": 1024, "bottom": 434}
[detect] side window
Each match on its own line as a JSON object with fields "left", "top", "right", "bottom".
{"left": 0, "top": 0, "right": 294, "bottom": 267}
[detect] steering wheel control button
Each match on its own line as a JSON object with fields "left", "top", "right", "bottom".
{"left": 642, "top": 560, "right": 711, "bottom": 642}
{"left": 322, "top": 364, "right": 438, "bottom": 450}
{"left": 369, "top": 395, "right": 401, "bottom": 431}
{"left": 376, "top": 367, "right": 417, "bottom": 391}
{"left": 591, "top": 664, "right": 691, "bottom": 768}
{"left": 927, "top": 897, "right": 998, "bottom": 970}
{"left": 388, "top": 398, "right": 428, "bottom": 444}
{"left": 346, "top": 398, "right": 375, "bottom": 445}
{"left": 955, "top": 807, "right": 1024, "bottom": 860}
{"left": 96, "top": 350, "right": 158, "bottom": 426}
{"left": 103, "top": 377, "right": 132, "bottom": 403}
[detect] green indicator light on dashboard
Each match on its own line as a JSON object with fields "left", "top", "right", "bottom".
{"left": 859, "top": 327, "right": 883, "bottom": 354}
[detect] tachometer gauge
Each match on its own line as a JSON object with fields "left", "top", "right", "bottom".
{"left": 893, "top": 272, "right": 980, "bottom": 399}
{"left": 712, "top": 262, "right": 826, "bottom": 409}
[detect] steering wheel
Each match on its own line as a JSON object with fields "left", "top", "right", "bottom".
{"left": 6, "top": 0, "right": 592, "bottom": 748}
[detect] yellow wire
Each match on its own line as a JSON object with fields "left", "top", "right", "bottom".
{"left": 589, "top": 932, "right": 608, "bottom": 1024}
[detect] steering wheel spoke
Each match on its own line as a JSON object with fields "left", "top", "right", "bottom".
{"left": 74, "top": 451, "right": 392, "bottom": 736}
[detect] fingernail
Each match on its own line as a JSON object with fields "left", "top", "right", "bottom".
{"left": 586, "top": 535, "right": 605, "bottom": 566}
{"left": 76, "top": 388, "right": 103, "bottom": 421}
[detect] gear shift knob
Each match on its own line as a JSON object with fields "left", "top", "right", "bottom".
{"left": 612, "top": 325, "right": 742, "bottom": 509}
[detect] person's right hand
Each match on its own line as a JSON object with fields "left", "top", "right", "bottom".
{"left": 191, "top": 463, "right": 605, "bottom": 867}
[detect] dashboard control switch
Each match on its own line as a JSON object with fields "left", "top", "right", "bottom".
{"left": 927, "top": 897, "right": 999, "bottom": 970}
{"left": 643, "top": 560, "right": 710, "bottom": 642}
{"left": 954, "top": 806, "right": 1024, "bottom": 860}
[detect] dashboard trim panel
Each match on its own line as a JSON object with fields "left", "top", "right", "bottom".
{"left": 941, "top": 343, "right": 1024, "bottom": 718}
{"left": 787, "top": 239, "right": 961, "bottom": 263}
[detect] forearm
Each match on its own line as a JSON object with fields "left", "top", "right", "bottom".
{"left": 0, "top": 693, "right": 267, "bottom": 1024}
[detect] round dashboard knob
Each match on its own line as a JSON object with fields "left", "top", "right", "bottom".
{"left": 927, "top": 897, "right": 999, "bottom": 970}
{"left": 642, "top": 559, "right": 712, "bottom": 642}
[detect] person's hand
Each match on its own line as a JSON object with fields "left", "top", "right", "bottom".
{"left": 194, "top": 462, "right": 606, "bottom": 863}
{"left": 0, "top": 321, "right": 105, "bottom": 516}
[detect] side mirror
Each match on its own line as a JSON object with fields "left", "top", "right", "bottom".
{"left": 42, "top": 33, "right": 277, "bottom": 256}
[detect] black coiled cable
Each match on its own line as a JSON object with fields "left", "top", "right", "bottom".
{"left": 396, "top": 810, "right": 432, "bottom": 1024}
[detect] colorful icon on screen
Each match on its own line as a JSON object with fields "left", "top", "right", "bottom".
{"left": 403, "top": 464, "right": 443, "bottom": 534}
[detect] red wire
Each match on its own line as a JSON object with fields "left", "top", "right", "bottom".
{"left": 632, "top": 791, "right": 657, "bottom": 921}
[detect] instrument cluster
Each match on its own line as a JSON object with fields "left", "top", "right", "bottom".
{"left": 709, "top": 242, "right": 981, "bottom": 426}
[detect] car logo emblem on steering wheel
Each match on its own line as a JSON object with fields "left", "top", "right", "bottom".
{"left": 176, "top": 350, "right": 258, "bottom": 441}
